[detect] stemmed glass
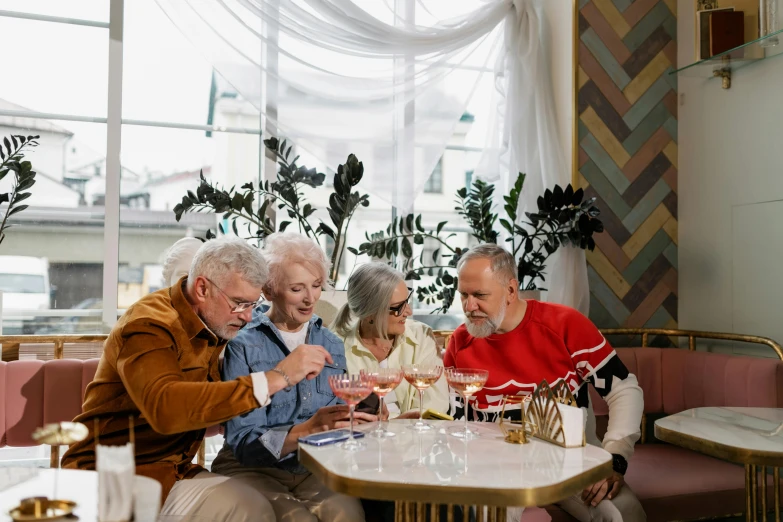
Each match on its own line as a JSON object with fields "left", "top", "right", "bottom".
{"left": 401, "top": 364, "right": 443, "bottom": 431}
{"left": 360, "top": 367, "right": 404, "bottom": 438}
{"left": 445, "top": 368, "right": 489, "bottom": 440}
{"left": 328, "top": 373, "right": 377, "bottom": 451}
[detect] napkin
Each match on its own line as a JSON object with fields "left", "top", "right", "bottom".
{"left": 522, "top": 400, "right": 586, "bottom": 447}
{"left": 556, "top": 403, "right": 586, "bottom": 448}
{"left": 96, "top": 443, "right": 135, "bottom": 522}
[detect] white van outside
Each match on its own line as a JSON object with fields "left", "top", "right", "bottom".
{"left": 0, "top": 255, "right": 51, "bottom": 316}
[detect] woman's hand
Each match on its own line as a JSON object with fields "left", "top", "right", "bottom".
{"left": 301, "top": 405, "right": 351, "bottom": 434}
{"left": 300, "top": 406, "right": 380, "bottom": 434}
{"left": 394, "top": 410, "right": 421, "bottom": 420}
{"left": 334, "top": 411, "right": 379, "bottom": 428}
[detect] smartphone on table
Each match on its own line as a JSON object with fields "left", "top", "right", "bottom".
{"left": 299, "top": 429, "right": 366, "bottom": 446}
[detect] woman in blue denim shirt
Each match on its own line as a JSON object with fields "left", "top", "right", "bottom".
{"left": 211, "top": 233, "right": 376, "bottom": 522}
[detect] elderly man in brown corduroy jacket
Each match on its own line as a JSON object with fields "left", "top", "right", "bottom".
{"left": 62, "top": 237, "right": 334, "bottom": 522}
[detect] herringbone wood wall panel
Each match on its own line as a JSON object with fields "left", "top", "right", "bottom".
{"left": 577, "top": 0, "right": 678, "bottom": 336}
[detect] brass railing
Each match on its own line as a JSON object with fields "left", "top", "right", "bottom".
{"left": 0, "top": 334, "right": 108, "bottom": 361}
{"left": 599, "top": 328, "right": 783, "bottom": 361}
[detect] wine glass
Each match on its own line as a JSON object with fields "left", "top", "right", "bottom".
{"left": 360, "top": 367, "right": 403, "bottom": 438}
{"left": 445, "top": 368, "right": 489, "bottom": 440}
{"left": 401, "top": 364, "right": 443, "bottom": 431}
{"left": 328, "top": 373, "right": 376, "bottom": 451}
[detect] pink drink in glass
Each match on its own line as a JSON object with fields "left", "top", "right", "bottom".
{"left": 328, "top": 374, "right": 376, "bottom": 451}
{"left": 360, "top": 368, "right": 403, "bottom": 438}
{"left": 445, "top": 368, "right": 489, "bottom": 439}
{"left": 401, "top": 364, "right": 443, "bottom": 431}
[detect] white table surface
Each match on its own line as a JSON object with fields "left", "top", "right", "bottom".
{"left": 655, "top": 407, "right": 783, "bottom": 466}
{"left": 298, "top": 419, "right": 612, "bottom": 507}
{"left": 0, "top": 467, "right": 160, "bottom": 522}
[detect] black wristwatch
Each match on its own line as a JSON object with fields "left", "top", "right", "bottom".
{"left": 612, "top": 454, "right": 628, "bottom": 475}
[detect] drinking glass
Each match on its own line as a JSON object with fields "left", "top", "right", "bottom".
{"left": 445, "top": 368, "right": 489, "bottom": 440}
{"left": 360, "top": 367, "right": 404, "bottom": 438}
{"left": 328, "top": 373, "right": 376, "bottom": 451}
{"left": 401, "top": 364, "right": 443, "bottom": 431}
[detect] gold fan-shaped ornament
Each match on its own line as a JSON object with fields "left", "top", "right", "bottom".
{"left": 550, "top": 380, "right": 577, "bottom": 407}
{"left": 523, "top": 381, "right": 568, "bottom": 447}
{"left": 499, "top": 380, "right": 585, "bottom": 447}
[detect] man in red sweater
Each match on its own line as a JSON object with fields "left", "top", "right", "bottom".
{"left": 444, "top": 244, "right": 645, "bottom": 522}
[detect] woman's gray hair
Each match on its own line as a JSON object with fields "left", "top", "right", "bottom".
{"left": 162, "top": 237, "right": 203, "bottom": 286}
{"left": 456, "top": 243, "right": 517, "bottom": 285}
{"left": 261, "top": 232, "right": 331, "bottom": 296}
{"left": 334, "top": 262, "right": 403, "bottom": 339}
{"left": 188, "top": 236, "right": 268, "bottom": 289}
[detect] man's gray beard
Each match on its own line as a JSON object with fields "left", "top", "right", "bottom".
{"left": 464, "top": 300, "right": 506, "bottom": 338}
{"left": 200, "top": 311, "right": 246, "bottom": 341}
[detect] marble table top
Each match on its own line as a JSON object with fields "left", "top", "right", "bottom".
{"left": 297, "top": 419, "right": 612, "bottom": 506}
{"left": 0, "top": 467, "right": 160, "bottom": 522}
{"left": 655, "top": 407, "right": 783, "bottom": 466}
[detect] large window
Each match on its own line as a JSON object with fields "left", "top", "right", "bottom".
{"left": 423, "top": 158, "right": 444, "bottom": 194}
{"left": 0, "top": 0, "right": 493, "bottom": 338}
{"left": 0, "top": 0, "right": 499, "bottom": 469}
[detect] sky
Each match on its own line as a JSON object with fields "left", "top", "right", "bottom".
{"left": 0, "top": 0, "right": 497, "bottom": 181}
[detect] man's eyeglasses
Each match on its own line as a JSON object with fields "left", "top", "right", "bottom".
{"left": 205, "top": 277, "right": 261, "bottom": 313}
{"left": 389, "top": 287, "right": 414, "bottom": 317}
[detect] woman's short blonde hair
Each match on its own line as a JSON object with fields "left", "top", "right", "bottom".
{"left": 261, "top": 232, "right": 331, "bottom": 297}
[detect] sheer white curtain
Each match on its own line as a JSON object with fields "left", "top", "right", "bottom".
{"left": 478, "top": 0, "right": 590, "bottom": 314}
{"left": 155, "top": 0, "right": 589, "bottom": 313}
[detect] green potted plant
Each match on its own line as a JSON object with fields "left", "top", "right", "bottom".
{"left": 0, "top": 133, "right": 40, "bottom": 332}
{"left": 352, "top": 173, "right": 604, "bottom": 312}
{"left": 173, "top": 136, "right": 369, "bottom": 284}
{"left": 0, "top": 134, "right": 39, "bottom": 246}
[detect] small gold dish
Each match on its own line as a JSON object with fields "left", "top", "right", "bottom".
{"left": 9, "top": 497, "right": 76, "bottom": 521}
{"left": 498, "top": 395, "right": 536, "bottom": 444}
{"left": 31, "top": 422, "right": 88, "bottom": 446}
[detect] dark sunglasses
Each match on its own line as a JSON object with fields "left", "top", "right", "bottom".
{"left": 389, "top": 287, "right": 414, "bottom": 317}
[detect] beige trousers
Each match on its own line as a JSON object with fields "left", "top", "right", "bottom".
{"left": 556, "top": 484, "right": 646, "bottom": 522}
{"left": 158, "top": 470, "right": 276, "bottom": 522}
{"left": 212, "top": 450, "right": 365, "bottom": 522}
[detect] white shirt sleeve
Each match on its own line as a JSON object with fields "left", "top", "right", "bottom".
{"left": 249, "top": 371, "right": 272, "bottom": 408}
{"left": 602, "top": 373, "right": 644, "bottom": 459}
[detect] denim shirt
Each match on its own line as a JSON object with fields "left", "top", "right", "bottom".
{"left": 221, "top": 306, "right": 347, "bottom": 473}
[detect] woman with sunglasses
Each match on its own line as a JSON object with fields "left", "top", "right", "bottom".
{"left": 211, "top": 232, "right": 372, "bottom": 522}
{"left": 334, "top": 262, "right": 448, "bottom": 419}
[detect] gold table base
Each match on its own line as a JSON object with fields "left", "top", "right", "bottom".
{"left": 746, "top": 465, "right": 782, "bottom": 522}
{"left": 394, "top": 502, "right": 507, "bottom": 522}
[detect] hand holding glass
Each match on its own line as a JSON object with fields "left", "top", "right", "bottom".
{"left": 445, "top": 368, "right": 489, "bottom": 439}
{"left": 360, "top": 368, "right": 403, "bottom": 438}
{"left": 328, "top": 373, "right": 376, "bottom": 451}
{"left": 401, "top": 364, "right": 443, "bottom": 431}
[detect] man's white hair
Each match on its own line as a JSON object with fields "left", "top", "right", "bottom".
{"left": 188, "top": 236, "right": 268, "bottom": 288}
{"left": 456, "top": 243, "right": 517, "bottom": 285}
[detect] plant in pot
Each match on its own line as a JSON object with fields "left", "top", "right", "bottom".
{"left": 173, "top": 136, "right": 370, "bottom": 323}
{"left": 352, "top": 173, "right": 604, "bottom": 313}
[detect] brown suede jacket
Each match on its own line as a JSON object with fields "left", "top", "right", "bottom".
{"left": 61, "top": 277, "right": 259, "bottom": 499}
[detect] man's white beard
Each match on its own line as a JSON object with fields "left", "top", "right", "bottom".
{"left": 465, "top": 299, "right": 506, "bottom": 338}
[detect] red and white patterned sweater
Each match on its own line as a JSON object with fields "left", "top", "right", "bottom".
{"left": 444, "top": 300, "right": 643, "bottom": 459}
